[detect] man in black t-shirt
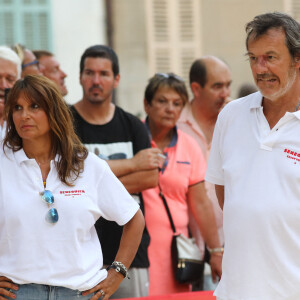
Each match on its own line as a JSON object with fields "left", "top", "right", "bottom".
{"left": 71, "top": 45, "right": 159, "bottom": 299}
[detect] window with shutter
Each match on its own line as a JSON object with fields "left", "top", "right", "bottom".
{"left": 0, "top": 0, "right": 52, "bottom": 50}
{"left": 146, "top": 0, "right": 201, "bottom": 87}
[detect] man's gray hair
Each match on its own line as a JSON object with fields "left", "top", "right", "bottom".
{"left": 0, "top": 46, "right": 21, "bottom": 79}
{"left": 245, "top": 12, "right": 300, "bottom": 60}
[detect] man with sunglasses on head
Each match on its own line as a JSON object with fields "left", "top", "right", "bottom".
{"left": 70, "top": 45, "right": 160, "bottom": 299}
{"left": 0, "top": 46, "right": 21, "bottom": 139}
{"left": 11, "top": 44, "right": 42, "bottom": 78}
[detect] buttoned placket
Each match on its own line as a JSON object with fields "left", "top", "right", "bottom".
{"left": 24, "top": 158, "right": 56, "bottom": 193}
{"left": 24, "top": 159, "right": 45, "bottom": 191}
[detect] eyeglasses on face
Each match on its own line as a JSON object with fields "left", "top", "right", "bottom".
{"left": 22, "top": 60, "right": 39, "bottom": 70}
{"left": 39, "top": 190, "right": 59, "bottom": 224}
{"left": 155, "top": 72, "right": 184, "bottom": 82}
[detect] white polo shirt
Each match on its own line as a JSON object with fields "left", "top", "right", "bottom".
{"left": 206, "top": 92, "right": 300, "bottom": 300}
{"left": 0, "top": 147, "right": 139, "bottom": 291}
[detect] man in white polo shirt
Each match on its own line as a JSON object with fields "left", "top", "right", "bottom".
{"left": 206, "top": 12, "right": 300, "bottom": 300}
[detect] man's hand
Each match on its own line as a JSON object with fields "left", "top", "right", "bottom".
{"left": 0, "top": 276, "right": 18, "bottom": 300}
{"left": 131, "top": 148, "right": 162, "bottom": 171}
{"left": 107, "top": 148, "right": 162, "bottom": 178}
{"left": 210, "top": 253, "right": 223, "bottom": 283}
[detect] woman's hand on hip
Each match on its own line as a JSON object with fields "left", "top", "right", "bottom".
{"left": 0, "top": 276, "right": 18, "bottom": 300}
{"left": 81, "top": 269, "right": 124, "bottom": 299}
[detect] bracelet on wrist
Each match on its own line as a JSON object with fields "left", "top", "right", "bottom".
{"left": 208, "top": 247, "right": 224, "bottom": 254}
{"left": 106, "top": 261, "right": 130, "bottom": 279}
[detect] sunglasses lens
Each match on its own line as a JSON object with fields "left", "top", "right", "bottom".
{"left": 40, "top": 190, "right": 58, "bottom": 224}
{"left": 46, "top": 208, "right": 59, "bottom": 223}
{"left": 40, "top": 190, "right": 54, "bottom": 204}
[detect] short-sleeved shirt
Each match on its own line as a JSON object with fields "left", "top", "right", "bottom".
{"left": 142, "top": 123, "right": 207, "bottom": 295}
{"left": 206, "top": 92, "right": 300, "bottom": 300}
{"left": 70, "top": 105, "right": 151, "bottom": 268}
{"left": 0, "top": 148, "right": 139, "bottom": 291}
{"left": 0, "top": 122, "right": 6, "bottom": 140}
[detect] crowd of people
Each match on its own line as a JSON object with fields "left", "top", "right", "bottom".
{"left": 0, "top": 11, "right": 299, "bottom": 300}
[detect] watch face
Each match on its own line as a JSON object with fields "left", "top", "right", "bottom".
{"left": 116, "top": 267, "right": 120, "bottom": 272}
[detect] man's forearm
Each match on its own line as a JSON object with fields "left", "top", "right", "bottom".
{"left": 188, "top": 182, "right": 221, "bottom": 248}
{"left": 107, "top": 159, "right": 135, "bottom": 178}
{"left": 119, "top": 169, "right": 158, "bottom": 194}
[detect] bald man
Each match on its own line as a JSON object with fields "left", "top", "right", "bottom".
{"left": 178, "top": 56, "right": 231, "bottom": 290}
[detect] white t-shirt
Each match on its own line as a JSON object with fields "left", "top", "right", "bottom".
{"left": 206, "top": 92, "right": 300, "bottom": 300}
{"left": 0, "top": 147, "right": 139, "bottom": 291}
{"left": 0, "top": 121, "right": 6, "bottom": 140}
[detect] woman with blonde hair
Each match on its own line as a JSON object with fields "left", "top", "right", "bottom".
{"left": 0, "top": 75, "right": 144, "bottom": 300}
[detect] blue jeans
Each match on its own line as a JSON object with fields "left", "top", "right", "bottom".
{"left": 8, "top": 284, "right": 97, "bottom": 300}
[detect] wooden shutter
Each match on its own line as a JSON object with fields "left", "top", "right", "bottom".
{"left": 147, "top": 0, "right": 171, "bottom": 73}
{"left": 0, "top": 0, "right": 52, "bottom": 50}
{"left": 146, "top": 0, "right": 201, "bottom": 85}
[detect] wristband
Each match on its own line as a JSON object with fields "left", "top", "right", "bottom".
{"left": 106, "top": 261, "right": 130, "bottom": 279}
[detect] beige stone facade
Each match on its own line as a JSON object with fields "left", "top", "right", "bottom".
{"left": 111, "top": 0, "right": 300, "bottom": 117}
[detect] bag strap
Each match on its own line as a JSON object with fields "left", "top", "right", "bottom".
{"left": 158, "top": 182, "right": 176, "bottom": 233}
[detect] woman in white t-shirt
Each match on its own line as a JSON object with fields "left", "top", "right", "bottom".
{"left": 0, "top": 75, "right": 144, "bottom": 300}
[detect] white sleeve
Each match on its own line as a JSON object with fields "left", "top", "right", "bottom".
{"left": 96, "top": 162, "right": 139, "bottom": 226}
{"left": 205, "top": 117, "right": 224, "bottom": 185}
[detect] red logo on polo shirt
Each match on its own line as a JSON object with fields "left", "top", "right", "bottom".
{"left": 60, "top": 190, "right": 86, "bottom": 197}
{"left": 284, "top": 148, "right": 300, "bottom": 164}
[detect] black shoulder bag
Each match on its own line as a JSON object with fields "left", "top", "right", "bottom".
{"left": 158, "top": 184, "right": 204, "bottom": 284}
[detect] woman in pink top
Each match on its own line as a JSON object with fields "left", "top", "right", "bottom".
{"left": 142, "top": 73, "right": 222, "bottom": 296}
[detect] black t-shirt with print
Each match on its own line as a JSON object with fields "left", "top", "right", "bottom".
{"left": 70, "top": 105, "right": 151, "bottom": 268}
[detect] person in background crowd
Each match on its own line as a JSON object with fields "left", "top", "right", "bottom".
{"left": 0, "top": 45, "right": 21, "bottom": 139}
{"left": 178, "top": 56, "right": 231, "bottom": 290}
{"left": 11, "top": 44, "right": 42, "bottom": 78}
{"left": 237, "top": 82, "right": 257, "bottom": 98}
{"left": 0, "top": 75, "right": 145, "bottom": 300}
{"left": 33, "top": 50, "right": 68, "bottom": 96}
{"left": 142, "top": 73, "right": 222, "bottom": 296}
{"left": 206, "top": 12, "right": 300, "bottom": 300}
{"left": 70, "top": 45, "right": 159, "bottom": 299}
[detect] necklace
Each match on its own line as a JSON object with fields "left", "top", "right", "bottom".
{"left": 23, "top": 150, "right": 52, "bottom": 166}
{"left": 36, "top": 159, "right": 51, "bottom": 166}
{"left": 23, "top": 150, "right": 50, "bottom": 189}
